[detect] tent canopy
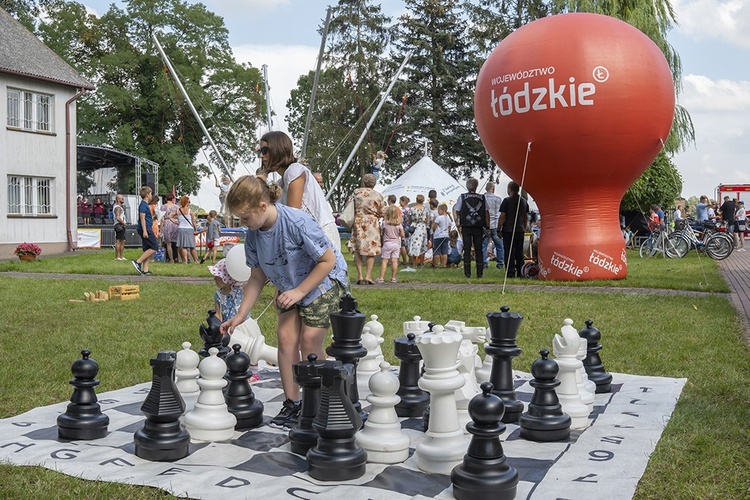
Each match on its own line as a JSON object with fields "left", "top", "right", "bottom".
{"left": 378, "top": 156, "right": 464, "bottom": 212}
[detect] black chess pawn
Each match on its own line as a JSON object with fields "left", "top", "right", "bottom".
{"left": 578, "top": 319, "right": 613, "bottom": 393}
{"left": 451, "top": 382, "right": 519, "bottom": 500}
{"left": 326, "top": 294, "right": 367, "bottom": 423}
{"left": 394, "top": 332, "right": 430, "bottom": 418}
{"left": 485, "top": 305, "right": 524, "bottom": 423}
{"left": 290, "top": 353, "right": 326, "bottom": 455}
{"left": 224, "top": 344, "right": 264, "bottom": 430}
{"left": 519, "top": 349, "right": 571, "bottom": 442}
{"left": 199, "top": 309, "right": 230, "bottom": 358}
{"left": 306, "top": 360, "right": 367, "bottom": 481}
{"left": 134, "top": 351, "right": 191, "bottom": 461}
{"left": 57, "top": 349, "right": 110, "bottom": 440}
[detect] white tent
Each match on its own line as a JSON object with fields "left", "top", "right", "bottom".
{"left": 378, "top": 156, "right": 464, "bottom": 213}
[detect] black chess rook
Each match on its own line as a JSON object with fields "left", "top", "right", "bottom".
{"left": 134, "top": 350, "right": 190, "bottom": 461}
{"left": 57, "top": 349, "right": 110, "bottom": 440}
{"left": 519, "top": 349, "right": 572, "bottom": 442}
{"left": 224, "top": 344, "right": 264, "bottom": 430}
{"left": 485, "top": 305, "right": 524, "bottom": 423}
{"left": 290, "top": 353, "right": 326, "bottom": 455}
{"left": 394, "top": 332, "right": 430, "bottom": 417}
{"left": 451, "top": 382, "right": 519, "bottom": 500}
{"left": 578, "top": 319, "right": 613, "bottom": 393}
{"left": 306, "top": 360, "right": 367, "bottom": 481}
{"left": 326, "top": 294, "right": 367, "bottom": 423}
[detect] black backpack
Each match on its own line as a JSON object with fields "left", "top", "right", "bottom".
{"left": 459, "top": 193, "right": 486, "bottom": 228}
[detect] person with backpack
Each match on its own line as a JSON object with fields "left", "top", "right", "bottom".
{"left": 454, "top": 178, "right": 487, "bottom": 278}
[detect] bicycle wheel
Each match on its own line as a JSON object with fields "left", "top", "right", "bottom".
{"left": 666, "top": 233, "right": 689, "bottom": 258}
{"left": 640, "top": 236, "right": 656, "bottom": 258}
{"left": 705, "top": 234, "right": 733, "bottom": 260}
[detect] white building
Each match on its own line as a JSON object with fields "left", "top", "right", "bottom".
{"left": 0, "top": 8, "right": 93, "bottom": 259}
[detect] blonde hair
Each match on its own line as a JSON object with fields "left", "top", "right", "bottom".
{"left": 384, "top": 205, "right": 402, "bottom": 225}
{"left": 438, "top": 203, "right": 448, "bottom": 213}
{"left": 140, "top": 186, "right": 152, "bottom": 199}
{"left": 225, "top": 175, "right": 282, "bottom": 214}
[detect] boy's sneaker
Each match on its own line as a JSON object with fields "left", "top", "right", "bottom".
{"left": 131, "top": 260, "right": 143, "bottom": 275}
{"left": 269, "top": 398, "right": 301, "bottom": 429}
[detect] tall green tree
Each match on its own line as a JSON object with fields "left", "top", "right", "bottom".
{"left": 391, "top": 0, "right": 490, "bottom": 180}
{"left": 465, "top": 0, "right": 548, "bottom": 55}
{"left": 620, "top": 151, "right": 683, "bottom": 212}
{"left": 34, "top": 0, "right": 266, "bottom": 196}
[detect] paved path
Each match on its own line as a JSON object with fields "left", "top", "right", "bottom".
{"left": 715, "top": 249, "right": 750, "bottom": 340}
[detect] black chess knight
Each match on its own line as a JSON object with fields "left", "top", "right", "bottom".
{"left": 199, "top": 309, "right": 230, "bottom": 359}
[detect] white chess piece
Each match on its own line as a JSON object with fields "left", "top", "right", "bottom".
{"left": 363, "top": 314, "right": 386, "bottom": 365}
{"left": 175, "top": 342, "right": 200, "bottom": 396}
{"left": 356, "top": 362, "right": 410, "bottom": 464}
{"left": 357, "top": 326, "right": 381, "bottom": 399}
{"left": 455, "top": 339, "right": 482, "bottom": 433}
{"left": 403, "top": 315, "right": 431, "bottom": 336}
{"left": 576, "top": 335, "right": 598, "bottom": 396}
{"left": 553, "top": 320, "right": 591, "bottom": 430}
{"left": 561, "top": 319, "right": 594, "bottom": 413}
{"left": 475, "top": 343, "right": 493, "bottom": 383}
{"left": 247, "top": 334, "right": 278, "bottom": 366}
{"left": 183, "top": 347, "right": 237, "bottom": 441}
{"left": 414, "top": 325, "right": 468, "bottom": 473}
{"left": 445, "top": 320, "right": 487, "bottom": 344}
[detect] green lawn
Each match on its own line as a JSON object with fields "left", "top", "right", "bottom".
{"left": 0, "top": 249, "right": 747, "bottom": 499}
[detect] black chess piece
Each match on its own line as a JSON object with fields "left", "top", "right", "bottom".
{"left": 519, "top": 349, "right": 572, "bottom": 442}
{"left": 199, "top": 309, "right": 230, "bottom": 359}
{"left": 578, "top": 319, "right": 613, "bottom": 393}
{"left": 290, "top": 353, "right": 326, "bottom": 455}
{"left": 57, "top": 349, "right": 110, "bottom": 440}
{"left": 134, "top": 351, "right": 191, "bottom": 461}
{"left": 485, "top": 305, "right": 524, "bottom": 423}
{"left": 394, "top": 332, "right": 430, "bottom": 418}
{"left": 224, "top": 344, "right": 264, "bottom": 430}
{"left": 451, "top": 382, "right": 519, "bottom": 500}
{"left": 326, "top": 294, "right": 367, "bottom": 423}
{"left": 306, "top": 360, "right": 367, "bottom": 481}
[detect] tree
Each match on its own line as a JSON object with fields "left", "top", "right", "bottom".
{"left": 390, "top": 0, "right": 490, "bottom": 180}
{"left": 620, "top": 151, "right": 683, "bottom": 212}
{"left": 465, "top": 0, "right": 548, "bottom": 55}
{"left": 33, "top": 0, "right": 266, "bottom": 196}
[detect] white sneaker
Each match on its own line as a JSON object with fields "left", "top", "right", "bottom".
{"left": 738, "top": 248, "right": 746, "bottom": 252}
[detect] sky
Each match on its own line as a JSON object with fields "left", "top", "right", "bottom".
{"left": 82, "top": 0, "right": 750, "bottom": 212}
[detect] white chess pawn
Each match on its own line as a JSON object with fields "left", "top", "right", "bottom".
{"left": 357, "top": 326, "right": 381, "bottom": 400}
{"left": 175, "top": 342, "right": 200, "bottom": 396}
{"left": 403, "top": 315, "right": 431, "bottom": 336}
{"left": 553, "top": 320, "right": 591, "bottom": 430}
{"left": 455, "top": 339, "right": 482, "bottom": 433}
{"left": 356, "top": 362, "right": 410, "bottom": 464}
{"left": 246, "top": 334, "right": 278, "bottom": 366}
{"left": 561, "top": 319, "right": 594, "bottom": 413}
{"left": 363, "top": 314, "right": 386, "bottom": 365}
{"left": 414, "top": 325, "right": 468, "bottom": 474}
{"left": 475, "top": 343, "right": 493, "bottom": 383}
{"left": 183, "top": 347, "right": 237, "bottom": 441}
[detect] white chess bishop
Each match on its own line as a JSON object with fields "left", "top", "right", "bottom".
{"left": 414, "top": 325, "right": 468, "bottom": 474}
{"left": 183, "top": 347, "right": 236, "bottom": 441}
{"left": 562, "top": 319, "right": 594, "bottom": 412}
{"left": 553, "top": 319, "right": 591, "bottom": 429}
{"left": 355, "top": 362, "right": 411, "bottom": 464}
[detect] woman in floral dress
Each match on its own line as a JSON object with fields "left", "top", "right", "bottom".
{"left": 408, "top": 194, "right": 430, "bottom": 267}
{"left": 352, "top": 173, "right": 385, "bottom": 284}
{"left": 160, "top": 194, "right": 180, "bottom": 262}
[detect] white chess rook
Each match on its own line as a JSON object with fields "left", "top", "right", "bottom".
{"left": 403, "top": 315, "right": 431, "bottom": 336}
{"left": 183, "top": 347, "right": 236, "bottom": 441}
{"left": 414, "top": 325, "right": 468, "bottom": 474}
{"left": 553, "top": 319, "right": 591, "bottom": 430}
{"left": 356, "top": 362, "right": 410, "bottom": 464}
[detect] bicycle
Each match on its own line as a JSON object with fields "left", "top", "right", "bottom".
{"left": 666, "top": 219, "right": 734, "bottom": 260}
{"left": 639, "top": 228, "right": 682, "bottom": 258}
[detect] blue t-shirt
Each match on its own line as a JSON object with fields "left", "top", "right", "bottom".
{"left": 244, "top": 204, "right": 348, "bottom": 306}
{"left": 138, "top": 199, "right": 153, "bottom": 233}
{"left": 696, "top": 202, "right": 708, "bottom": 222}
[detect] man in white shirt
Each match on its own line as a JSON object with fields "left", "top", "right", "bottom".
{"left": 483, "top": 182, "right": 504, "bottom": 269}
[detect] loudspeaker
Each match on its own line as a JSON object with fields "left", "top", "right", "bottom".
{"left": 141, "top": 173, "right": 155, "bottom": 191}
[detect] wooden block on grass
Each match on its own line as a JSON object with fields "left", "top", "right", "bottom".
{"left": 108, "top": 285, "right": 140, "bottom": 300}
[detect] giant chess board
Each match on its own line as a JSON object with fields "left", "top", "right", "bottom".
{"left": 0, "top": 367, "right": 685, "bottom": 499}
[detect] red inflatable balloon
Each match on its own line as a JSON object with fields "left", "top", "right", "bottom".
{"left": 475, "top": 13, "right": 675, "bottom": 280}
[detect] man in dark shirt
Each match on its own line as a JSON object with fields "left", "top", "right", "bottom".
{"left": 719, "top": 196, "right": 736, "bottom": 229}
{"left": 454, "top": 178, "right": 487, "bottom": 278}
{"left": 497, "top": 181, "right": 529, "bottom": 279}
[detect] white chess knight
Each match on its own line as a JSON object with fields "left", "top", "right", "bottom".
{"left": 414, "top": 325, "right": 468, "bottom": 474}
{"left": 553, "top": 319, "right": 591, "bottom": 429}
{"left": 357, "top": 326, "right": 382, "bottom": 399}
{"left": 444, "top": 320, "right": 487, "bottom": 344}
{"left": 356, "top": 362, "right": 411, "bottom": 464}
{"left": 455, "top": 339, "right": 483, "bottom": 433}
{"left": 475, "top": 343, "right": 493, "bottom": 383}
{"left": 363, "top": 315, "right": 386, "bottom": 365}
{"left": 183, "top": 347, "right": 237, "bottom": 441}
{"left": 403, "top": 315, "right": 431, "bottom": 336}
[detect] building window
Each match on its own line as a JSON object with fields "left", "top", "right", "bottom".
{"left": 7, "top": 176, "right": 53, "bottom": 216}
{"left": 6, "top": 89, "right": 53, "bottom": 132}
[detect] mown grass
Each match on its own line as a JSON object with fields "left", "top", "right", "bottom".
{"left": 0, "top": 249, "right": 747, "bottom": 499}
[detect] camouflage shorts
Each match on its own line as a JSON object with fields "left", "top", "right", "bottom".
{"left": 276, "top": 280, "right": 349, "bottom": 329}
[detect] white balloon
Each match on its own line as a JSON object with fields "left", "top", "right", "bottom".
{"left": 225, "top": 244, "right": 251, "bottom": 282}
